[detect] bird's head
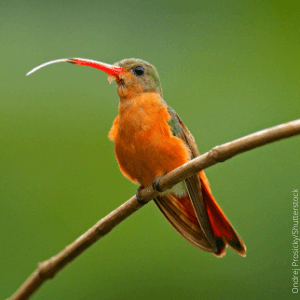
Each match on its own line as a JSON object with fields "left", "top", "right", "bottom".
{"left": 27, "top": 57, "right": 163, "bottom": 100}
{"left": 109, "top": 58, "right": 163, "bottom": 100}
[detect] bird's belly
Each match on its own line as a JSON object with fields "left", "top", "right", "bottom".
{"left": 114, "top": 128, "right": 190, "bottom": 188}
{"left": 114, "top": 135, "right": 166, "bottom": 186}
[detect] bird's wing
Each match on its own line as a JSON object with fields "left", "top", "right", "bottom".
{"left": 154, "top": 106, "right": 246, "bottom": 256}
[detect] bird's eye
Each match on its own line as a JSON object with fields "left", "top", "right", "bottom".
{"left": 133, "top": 66, "right": 144, "bottom": 76}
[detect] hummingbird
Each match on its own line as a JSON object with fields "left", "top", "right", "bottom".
{"left": 27, "top": 58, "right": 246, "bottom": 257}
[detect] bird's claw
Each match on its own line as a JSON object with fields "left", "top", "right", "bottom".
{"left": 136, "top": 186, "right": 146, "bottom": 205}
{"left": 152, "top": 175, "right": 164, "bottom": 192}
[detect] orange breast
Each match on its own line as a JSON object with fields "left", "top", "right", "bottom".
{"left": 108, "top": 92, "right": 190, "bottom": 187}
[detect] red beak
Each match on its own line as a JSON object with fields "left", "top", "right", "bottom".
{"left": 26, "top": 58, "right": 123, "bottom": 77}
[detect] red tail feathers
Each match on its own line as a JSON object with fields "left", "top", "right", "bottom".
{"left": 200, "top": 173, "right": 235, "bottom": 240}
{"left": 199, "top": 171, "right": 246, "bottom": 256}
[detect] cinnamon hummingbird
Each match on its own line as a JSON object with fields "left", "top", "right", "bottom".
{"left": 27, "top": 58, "right": 246, "bottom": 257}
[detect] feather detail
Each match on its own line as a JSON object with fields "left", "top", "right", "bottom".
{"left": 166, "top": 108, "right": 246, "bottom": 256}
{"left": 154, "top": 194, "right": 217, "bottom": 253}
{"left": 200, "top": 171, "right": 246, "bottom": 256}
{"left": 162, "top": 181, "right": 188, "bottom": 198}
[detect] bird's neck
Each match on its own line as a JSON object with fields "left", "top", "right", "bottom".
{"left": 116, "top": 83, "right": 144, "bottom": 101}
{"left": 118, "top": 92, "right": 164, "bottom": 114}
{"left": 117, "top": 92, "right": 167, "bottom": 133}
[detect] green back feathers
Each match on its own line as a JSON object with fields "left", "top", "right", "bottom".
{"left": 167, "top": 106, "right": 182, "bottom": 135}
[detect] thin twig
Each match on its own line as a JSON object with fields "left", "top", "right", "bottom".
{"left": 8, "top": 118, "right": 300, "bottom": 300}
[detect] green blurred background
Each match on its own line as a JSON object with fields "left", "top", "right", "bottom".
{"left": 1, "top": 1, "right": 299, "bottom": 299}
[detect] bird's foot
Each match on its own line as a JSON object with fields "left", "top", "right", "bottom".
{"left": 136, "top": 185, "right": 146, "bottom": 205}
{"left": 152, "top": 175, "right": 164, "bottom": 192}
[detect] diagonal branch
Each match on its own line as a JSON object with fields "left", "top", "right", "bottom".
{"left": 8, "top": 118, "right": 300, "bottom": 300}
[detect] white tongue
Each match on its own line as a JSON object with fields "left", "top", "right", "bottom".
{"left": 26, "top": 58, "right": 70, "bottom": 76}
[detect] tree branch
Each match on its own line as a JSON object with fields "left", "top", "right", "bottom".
{"left": 8, "top": 118, "right": 300, "bottom": 300}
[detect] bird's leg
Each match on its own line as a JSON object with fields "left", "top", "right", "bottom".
{"left": 136, "top": 185, "right": 146, "bottom": 205}
{"left": 152, "top": 175, "right": 164, "bottom": 192}
{"left": 136, "top": 175, "right": 164, "bottom": 205}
